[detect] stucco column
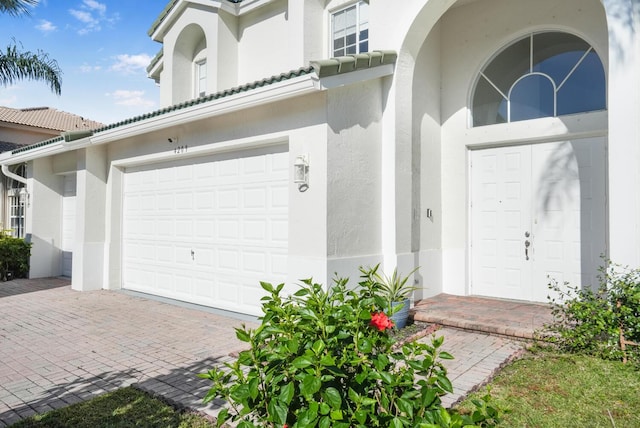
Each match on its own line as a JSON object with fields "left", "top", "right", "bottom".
{"left": 27, "top": 158, "right": 63, "bottom": 278}
{"left": 72, "top": 146, "right": 107, "bottom": 291}
{"left": 604, "top": 0, "right": 640, "bottom": 267}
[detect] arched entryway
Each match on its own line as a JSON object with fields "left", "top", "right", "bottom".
{"left": 396, "top": 0, "right": 609, "bottom": 301}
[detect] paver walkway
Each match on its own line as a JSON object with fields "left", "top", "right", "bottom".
{"left": 1, "top": 279, "right": 530, "bottom": 426}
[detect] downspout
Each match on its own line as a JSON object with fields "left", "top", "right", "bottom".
{"left": 1, "top": 164, "right": 27, "bottom": 185}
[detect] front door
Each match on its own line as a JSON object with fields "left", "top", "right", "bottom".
{"left": 471, "top": 137, "right": 606, "bottom": 301}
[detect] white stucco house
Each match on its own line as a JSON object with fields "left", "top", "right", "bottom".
{"left": 1, "top": 0, "right": 638, "bottom": 317}
{"left": 0, "top": 107, "right": 102, "bottom": 246}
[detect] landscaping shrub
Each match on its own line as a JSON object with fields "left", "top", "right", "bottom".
{"left": 0, "top": 233, "right": 31, "bottom": 281}
{"left": 545, "top": 262, "right": 640, "bottom": 364}
{"left": 200, "top": 267, "right": 502, "bottom": 427}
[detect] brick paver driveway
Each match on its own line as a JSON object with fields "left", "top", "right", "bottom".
{"left": 0, "top": 278, "right": 255, "bottom": 426}
{"left": 0, "top": 278, "right": 528, "bottom": 426}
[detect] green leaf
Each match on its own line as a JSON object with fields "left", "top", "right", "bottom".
{"left": 279, "top": 381, "right": 294, "bottom": 405}
{"left": 380, "top": 371, "right": 394, "bottom": 385}
{"left": 361, "top": 397, "right": 377, "bottom": 406}
{"left": 437, "top": 374, "right": 454, "bottom": 394}
{"left": 347, "top": 387, "right": 360, "bottom": 404}
{"left": 260, "top": 281, "right": 274, "bottom": 293}
{"left": 215, "top": 408, "right": 229, "bottom": 428}
{"left": 230, "top": 384, "right": 250, "bottom": 402}
{"left": 319, "top": 402, "right": 331, "bottom": 415}
{"left": 268, "top": 400, "right": 288, "bottom": 426}
{"left": 421, "top": 389, "right": 437, "bottom": 407}
{"left": 359, "top": 338, "right": 373, "bottom": 354}
{"left": 292, "top": 356, "right": 314, "bottom": 369}
{"left": 432, "top": 335, "right": 444, "bottom": 348}
{"left": 294, "top": 288, "right": 309, "bottom": 297}
{"left": 319, "top": 416, "right": 331, "bottom": 428}
{"left": 390, "top": 417, "right": 404, "bottom": 428}
{"left": 312, "top": 339, "right": 326, "bottom": 355}
{"left": 323, "top": 387, "right": 342, "bottom": 409}
{"left": 248, "top": 377, "right": 260, "bottom": 400}
{"left": 301, "top": 374, "right": 322, "bottom": 396}
{"left": 397, "top": 398, "right": 414, "bottom": 419}
{"left": 438, "top": 351, "right": 455, "bottom": 360}
{"left": 355, "top": 409, "right": 368, "bottom": 425}
{"left": 320, "top": 354, "right": 336, "bottom": 366}
{"left": 330, "top": 409, "right": 344, "bottom": 421}
{"left": 235, "top": 328, "right": 251, "bottom": 343}
{"left": 297, "top": 408, "right": 318, "bottom": 427}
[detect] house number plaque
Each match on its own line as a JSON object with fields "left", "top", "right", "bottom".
{"left": 174, "top": 145, "right": 188, "bottom": 154}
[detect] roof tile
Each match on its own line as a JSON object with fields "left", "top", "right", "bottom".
{"left": 0, "top": 106, "right": 104, "bottom": 132}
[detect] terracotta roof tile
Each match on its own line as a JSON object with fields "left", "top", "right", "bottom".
{"left": 0, "top": 106, "right": 104, "bottom": 132}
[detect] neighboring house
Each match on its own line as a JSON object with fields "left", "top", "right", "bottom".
{"left": 0, "top": 0, "right": 638, "bottom": 317}
{"left": 0, "top": 107, "right": 102, "bottom": 248}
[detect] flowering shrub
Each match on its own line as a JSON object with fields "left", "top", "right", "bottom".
{"left": 200, "top": 267, "right": 502, "bottom": 427}
{"left": 545, "top": 262, "right": 640, "bottom": 364}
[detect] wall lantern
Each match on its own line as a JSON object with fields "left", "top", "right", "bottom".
{"left": 293, "top": 155, "right": 309, "bottom": 192}
{"left": 18, "top": 187, "right": 30, "bottom": 207}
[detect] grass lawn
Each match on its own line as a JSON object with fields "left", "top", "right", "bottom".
{"left": 10, "top": 350, "right": 640, "bottom": 427}
{"left": 11, "top": 387, "right": 215, "bottom": 428}
{"left": 458, "top": 350, "right": 640, "bottom": 427}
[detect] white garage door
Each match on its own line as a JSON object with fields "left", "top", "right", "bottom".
{"left": 470, "top": 138, "right": 606, "bottom": 302}
{"left": 122, "top": 146, "right": 289, "bottom": 316}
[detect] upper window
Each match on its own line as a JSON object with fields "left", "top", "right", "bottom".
{"left": 195, "top": 59, "right": 207, "bottom": 98}
{"left": 472, "top": 32, "right": 606, "bottom": 127}
{"left": 331, "top": 1, "right": 369, "bottom": 57}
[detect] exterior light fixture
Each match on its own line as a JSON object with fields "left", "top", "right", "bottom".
{"left": 293, "top": 155, "right": 309, "bottom": 192}
{"left": 19, "top": 187, "right": 30, "bottom": 207}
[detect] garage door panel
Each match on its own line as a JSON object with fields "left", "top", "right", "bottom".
{"left": 123, "top": 147, "right": 288, "bottom": 315}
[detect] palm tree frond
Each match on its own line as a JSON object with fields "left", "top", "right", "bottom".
{"left": 0, "top": 0, "right": 38, "bottom": 16}
{"left": 0, "top": 43, "right": 62, "bottom": 95}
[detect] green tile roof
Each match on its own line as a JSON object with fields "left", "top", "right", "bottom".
{"left": 10, "top": 50, "right": 397, "bottom": 156}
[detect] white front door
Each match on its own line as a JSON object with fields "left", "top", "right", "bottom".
{"left": 471, "top": 137, "right": 606, "bottom": 301}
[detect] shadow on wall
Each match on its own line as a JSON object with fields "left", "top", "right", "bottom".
{"left": 536, "top": 139, "right": 606, "bottom": 292}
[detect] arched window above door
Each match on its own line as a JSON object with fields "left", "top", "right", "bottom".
{"left": 472, "top": 32, "right": 606, "bottom": 127}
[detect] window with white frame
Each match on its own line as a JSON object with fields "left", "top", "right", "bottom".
{"left": 472, "top": 31, "right": 606, "bottom": 127}
{"left": 6, "top": 164, "right": 27, "bottom": 238}
{"left": 8, "top": 189, "right": 25, "bottom": 238}
{"left": 331, "top": 1, "right": 368, "bottom": 57}
{"left": 195, "top": 59, "right": 207, "bottom": 98}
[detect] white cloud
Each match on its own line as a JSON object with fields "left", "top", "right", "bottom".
{"left": 68, "top": 1, "right": 111, "bottom": 35}
{"left": 79, "top": 64, "right": 101, "bottom": 73}
{"left": 36, "top": 20, "right": 57, "bottom": 34}
{"left": 110, "top": 54, "right": 152, "bottom": 75}
{"left": 82, "top": 0, "right": 106, "bottom": 15}
{"left": 107, "top": 90, "right": 155, "bottom": 108}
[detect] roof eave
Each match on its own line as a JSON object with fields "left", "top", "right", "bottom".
{"left": 149, "top": 0, "right": 225, "bottom": 42}
{"left": 1, "top": 73, "right": 318, "bottom": 164}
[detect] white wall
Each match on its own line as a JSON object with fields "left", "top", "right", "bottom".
{"left": 237, "top": 0, "right": 297, "bottom": 84}
{"left": 27, "top": 158, "right": 63, "bottom": 278}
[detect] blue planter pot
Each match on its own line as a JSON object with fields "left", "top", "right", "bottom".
{"left": 390, "top": 298, "right": 411, "bottom": 329}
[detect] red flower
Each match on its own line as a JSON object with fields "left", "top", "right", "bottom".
{"left": 283, "top": 425, "right": 289, "bottom": 428}
{"left": 370, "top": 312, "right": 394, "bottom": 331}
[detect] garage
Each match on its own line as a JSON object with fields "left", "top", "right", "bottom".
{"left": 122, "top": 145, "right": 289, "bottom": 316}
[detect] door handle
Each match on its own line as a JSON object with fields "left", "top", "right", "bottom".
{"left": 524, "top": 240, "right": 530, "bottom": 260}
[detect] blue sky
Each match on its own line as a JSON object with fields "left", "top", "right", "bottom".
{"left": 0, "top": 0, "right": 168, "bottom": 125}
